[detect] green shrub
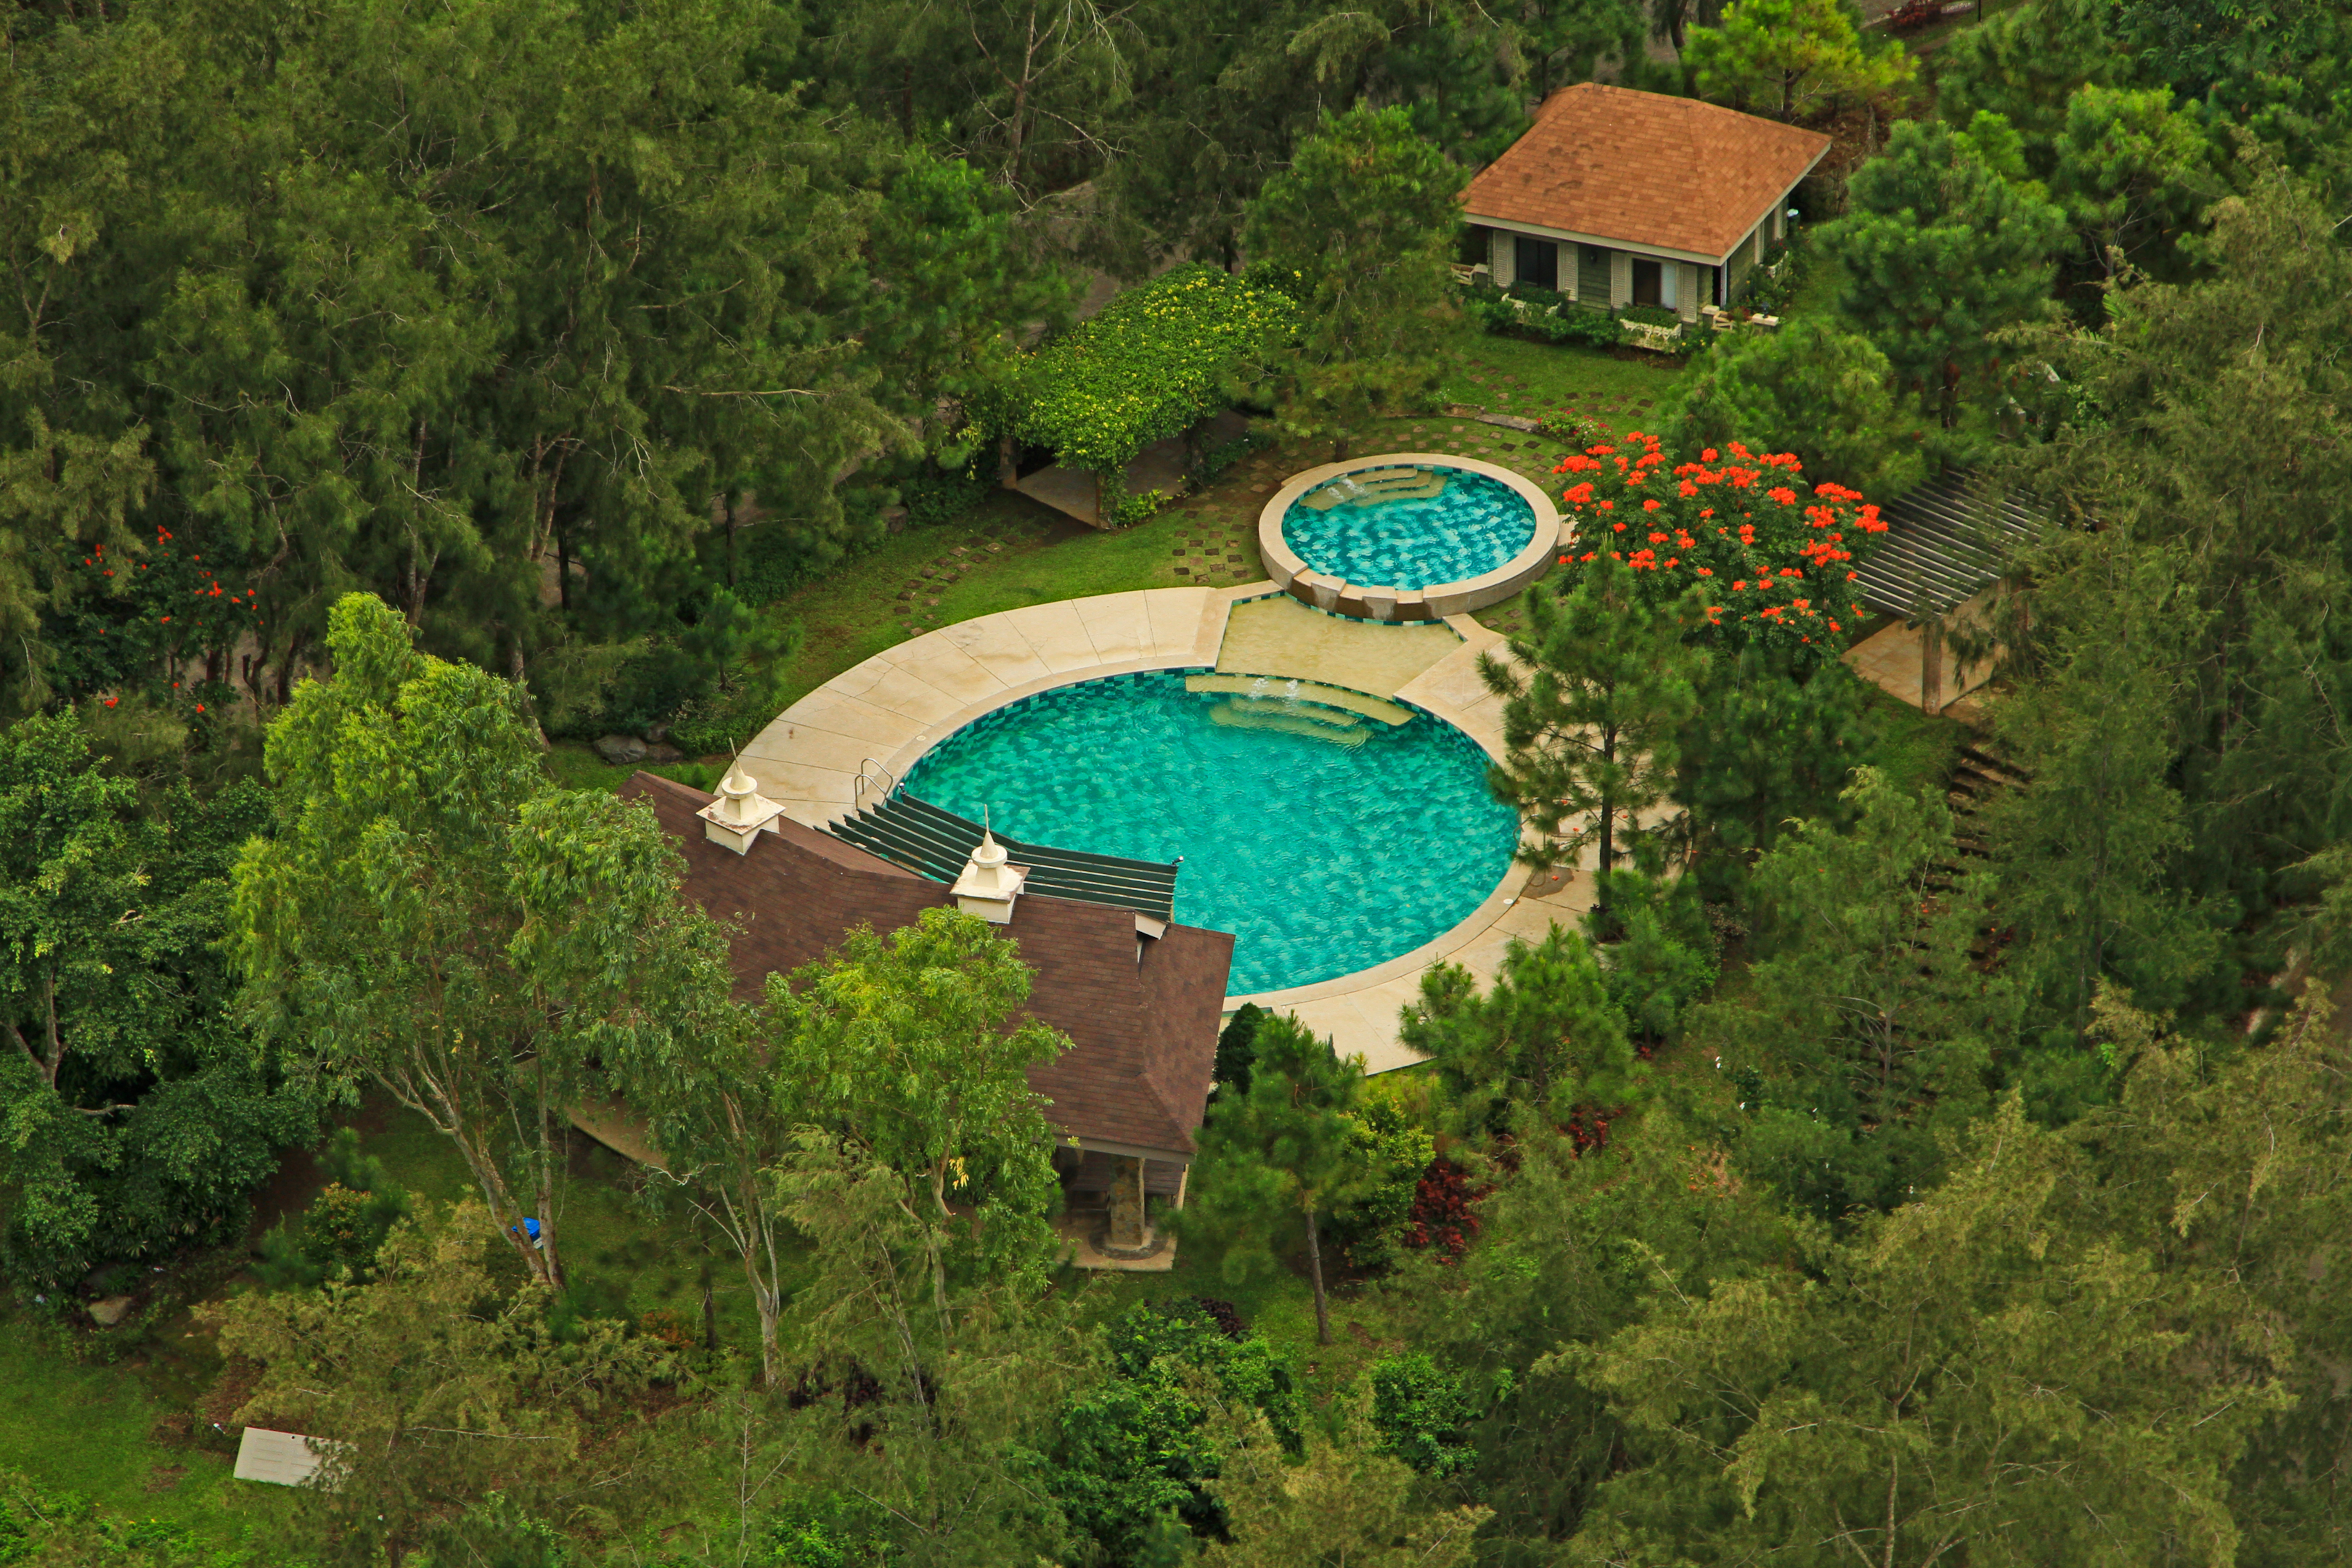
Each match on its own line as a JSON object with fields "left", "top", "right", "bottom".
{"left": 254, "top": 1128, "right": 412, "bottom": 1289}
{"left": 1213, "top": 1005, "right": 1264, "bottom": 1095}
{"left": 1617, "top": 303, "right": 1683, "bottom": 328}
{"left": 899, "top": 457, "right": 991, "bottom": 528}
{"left": 1329, "top": 1095, "right": 1436, "bottom": 1273}
{"left": 1104, "top": 486, "right": 1170, "bottom": 529}
{"left": 1048, "top": 1300, "right": 1302, "bottom": 1561}
{"left": 1188, "top": 428, "right": 1271, "bottom": 486}
{"left": 1368, "top": 1352, "right": 1479, "bottom": 1479}
{"left": 1586, "top": 871, "right": 1722, "bottom": 1042}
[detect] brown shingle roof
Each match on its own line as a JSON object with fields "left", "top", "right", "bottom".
{"left": 1461, "top": 84, "right": 1831, "bottom": 261}
{"left": 622, "top": 772, "right": 1230, "bottom": 1159}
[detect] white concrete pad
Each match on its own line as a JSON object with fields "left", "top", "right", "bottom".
{"left": 1071, "top": 591, "right": 1156, "bottom": 663}
{"left": 1000, "top": 600, "right": 1105, "bottom": 674}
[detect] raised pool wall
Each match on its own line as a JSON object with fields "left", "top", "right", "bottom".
{"left": 1258, "top": 452, "right": 1565, "bottom": 620}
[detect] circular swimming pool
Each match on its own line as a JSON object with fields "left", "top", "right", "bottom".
{"left": 902, "top": 670, "right": 1519, "bottom": 996}
{"left": 1283, "top": 465, "right": 1536, "bottom": 591}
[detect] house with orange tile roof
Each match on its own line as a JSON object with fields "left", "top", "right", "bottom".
{"left": 1461, "top": 83, "right": 1832, "bottom": 321}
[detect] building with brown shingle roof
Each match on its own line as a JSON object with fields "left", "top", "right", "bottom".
{"left": 1461, "top": 83, "right": 1832, "bottom": 320}
{"left": 620, "top": 771, "right": 1233, "bottom": 1207}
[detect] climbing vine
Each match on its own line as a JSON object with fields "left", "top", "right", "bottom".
{"left": 1000, "top": 264, "right": 1299, "bottom": 479}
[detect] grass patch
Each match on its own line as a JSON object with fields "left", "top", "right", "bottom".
{"left": 1434, "top": 322, "right": 1687, "bottom": 435}
{"left": 545, "top": 748, "right": 727, "bottom": 793}
{"left": 1858, "top": 682, "right": 1970, "bottom": 799}
{"left": 0, "top": 1323, "right": 282, "bottom": 1548}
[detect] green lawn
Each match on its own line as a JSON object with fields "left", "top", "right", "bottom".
{"left": 0, "top": 1323, "right": 290, "bottom": 1550}
{"left": 1432, "top": 324, "right": 1689, "bottom": 435}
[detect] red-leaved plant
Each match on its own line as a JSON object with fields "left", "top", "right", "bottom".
{"left": 1552, "top": 432, "right": 1889, "bottom": 666}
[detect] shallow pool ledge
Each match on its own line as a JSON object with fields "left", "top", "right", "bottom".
{"left": 1257, "top": 452, "right": 1564, "bottom": 620}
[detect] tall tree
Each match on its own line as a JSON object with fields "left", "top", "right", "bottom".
{"left": 2004, "top": 168, "right": 2352, "bottom": 954}
{"left": 233, "top": 593, "right": 732, "bottom": 1288}
{"left": 1183, "top": 1014, "right": 1364, "bottom": 1346}
{"left": 1478, "top": 550, "right": 1707, "bottom": 889}
{"left": 1199, "top": 1389, "right": 1489, "bottom": 1568}
{"left": 771, "top": 1124, "right": 1086, "bottom": 1568}
{"left": 1932, "top": 0, "right": 2126, "bottom": 174}
{"left": 1245, "top": 105, "right": 1458, "bottom": 458}
{"left": 1983, "top": 534, "right": 2221, "bottom": 1029}
{"left": 1672, "top": 645, "right": 1871, "bottom": 904}
{"left": 0, "top": 712, "right": 311, "bottom": 1289}
{"left": 1566, "top": 1095, "right": 2291, "bottom": 1565}
{"left": 208, "top": 1201, "right": 677, "bottom": 1568}
{"left": 1662, "top": 317, "right": 1927, "bottom": 497}
{"left": 1816, "top": 116, "right": 2069, "bottom": 428}
{"left": 1697, "top": 767, "right": 2021, "bottom": 1215}
{"left": 1683, "top": 0, "right": 1915, "bottom": 123}
{"left": 2049, "top": 84, "right": 2228, "bottom": 300}
{"left": 766, "top": 905, "right": 1072, "bottom": 1318}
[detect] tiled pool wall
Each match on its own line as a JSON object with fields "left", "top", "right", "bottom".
{"left": 1281, "top": 466, "right": 1537, "bottom": 592}
{"left": 1256, "top": 452, "right": 1564, "bottom": 620}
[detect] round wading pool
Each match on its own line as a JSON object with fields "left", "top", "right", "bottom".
{"left": 1258, "top": 453, "right": 1563, "bottom": 619}
{"left": 900, "top": 669, "right": 1519, "bottom": 997}
{"left": 1281, "top": 465, "right": 1536, "bottom": 589}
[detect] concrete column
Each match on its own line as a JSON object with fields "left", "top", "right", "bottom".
{"left": 1609, "top": 250, "right": 1631, "bottom": 309}
{"left": 1490, "top": 228, "right": 1515, "bottom": 287}
{"left": 1677, "top": 263, "right": 1701, "bottom": 322}
{"left": 1107, "top": 1156, "right": 1153, "bottom": 1251}
{"left": 1921, "top": 617, "right": 1945, "bottom": 715}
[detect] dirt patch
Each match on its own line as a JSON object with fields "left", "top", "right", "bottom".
{"left": 142, "top": 1463, "right": 188, "bottom": 1495}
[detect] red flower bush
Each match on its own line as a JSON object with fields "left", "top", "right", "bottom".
{"left": 1553, "top": 433, "right": 1888, "bottom": 664}
{"left": 1401, "top": 1156, "right": 1488, "bottom": 1262}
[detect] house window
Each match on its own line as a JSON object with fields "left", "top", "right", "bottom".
{"left": 1630, "top": 258, "right": 1662, "bottom": 306}
{"left": 1514, "top": 234, "right": 1559, "bottom": 290}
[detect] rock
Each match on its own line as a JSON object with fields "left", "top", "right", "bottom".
{"left": 642, "top": 743, "right": 684, "bottom": 763}
{"left": 89, "top": 1294, "right": 134, "bottom": 1327}
{"left": 593, "top": 735, "right": 647, "bottom": 766}
{"left": 883, "top": 506, "right": 910, "bottom": 535}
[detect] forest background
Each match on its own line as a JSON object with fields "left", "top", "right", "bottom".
{"left": 4, "top": 0, "right": 2352, "bottom": 1564}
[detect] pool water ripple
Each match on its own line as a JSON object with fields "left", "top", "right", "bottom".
{"left": 902, "top": 671, "right": 1519, "bottom": 995}
{"left": 1281, "top": 466, "right": 1536, "bottom": 589}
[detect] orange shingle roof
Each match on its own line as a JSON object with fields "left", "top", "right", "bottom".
{"left": 1461, "top": 84, "right": 1831, "bottom": 261}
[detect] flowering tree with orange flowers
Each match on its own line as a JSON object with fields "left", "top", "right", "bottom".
{"left": 1551, "top": 432, "right": 1889, "bottom": 667}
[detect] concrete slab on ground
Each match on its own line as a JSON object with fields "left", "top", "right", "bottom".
{"left": 1214, "top": 595, "right": 1461, "bottom": 698}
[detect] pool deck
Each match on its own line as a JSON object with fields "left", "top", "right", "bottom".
{"left": 740, "top": 583, "right": 1555, "bottom": 1074}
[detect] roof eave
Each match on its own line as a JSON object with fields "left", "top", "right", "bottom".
{"left": 1460, "top": 211, "right": 1721, "bottom": 269}
{"left": 1715, "top": 139, "right": 1834, "bottom": 266}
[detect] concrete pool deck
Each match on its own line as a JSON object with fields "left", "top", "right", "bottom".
{"left": 741, "top": 583, "right": 1553, "bottom": 1074}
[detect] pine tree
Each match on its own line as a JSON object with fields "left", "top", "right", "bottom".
{"left": 1815, "top": 117, "right": 2068, "bottom": 428}
{"left": 1400, "top": 923, "right": 1643, "bottom": 1137}
{"left": 1478, "top": 549, "right": 1707, "bottom": 890}
{"left": 1182, "top": 1014, "right": 1363, "bottom": 1345}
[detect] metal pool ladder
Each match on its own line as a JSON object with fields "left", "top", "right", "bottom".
{"left": 854, "top": 758, "right": 899, "bottom": 804}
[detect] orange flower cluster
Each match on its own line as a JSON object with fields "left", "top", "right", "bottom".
{"left": 1553, "top": 434, "right": 1888, "bottom": 662}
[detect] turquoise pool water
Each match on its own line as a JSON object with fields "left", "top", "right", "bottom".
{"left": 902, "top": 670, "right": 1519, "bottom": 995}
{"left": 1282, "top": 466, "right": 1536, "bottom": 590}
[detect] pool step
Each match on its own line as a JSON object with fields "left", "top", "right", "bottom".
{"left": 1185, "top": 673, "right": 1411, "bottom": 725}
{"left": 1209, "top": 699, "right": 1371, "bottom": 747}
{"left": 1296, "top": 467, "right": 1449, "bottom": 511}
